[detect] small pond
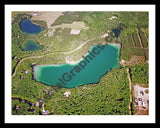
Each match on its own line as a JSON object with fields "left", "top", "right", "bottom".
{"left": 20, "top": 18, "right": 44, "bottom": 34}
{"left": 21, "top": 39, "right": 43, "bottom": 51}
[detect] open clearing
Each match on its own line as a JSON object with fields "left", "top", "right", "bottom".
{"left": 48, "top": 21, "right": 89, "bottom": 36}
{"left": 30, "top": 11, "right": 64, "bottom": 28}
{"left": 133, "top": 84, "right": 149, "bottom": 115}
{"left": 119, "top": 55, "right": 146, "bottom": 67}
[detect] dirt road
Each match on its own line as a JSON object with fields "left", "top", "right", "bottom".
{"left": 12, "top": 35, "right": 107, "bottom": 77}
{"left": 127, "top": 68, "right": 132, "bottom": 115}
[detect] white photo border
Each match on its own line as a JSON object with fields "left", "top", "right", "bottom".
{"left": 5, "top": 4, "right": 155, "bottom": 123}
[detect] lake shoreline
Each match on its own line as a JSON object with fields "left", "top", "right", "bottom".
{"left": 33, "top": 43, "right": 121, "bottom": 88}
{"left": 32, "top": 43, "right": 121, "bottom": 66}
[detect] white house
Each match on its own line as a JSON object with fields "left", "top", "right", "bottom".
{"left": 64, "top": 91, "right": 71, "bottom": 98}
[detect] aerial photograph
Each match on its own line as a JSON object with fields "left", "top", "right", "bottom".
{"left": 11, "top": 11, "right": 149, "bottom": 115}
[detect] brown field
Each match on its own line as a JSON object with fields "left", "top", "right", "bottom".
{"left": 12, "top": 11, "right": 36, "bottom": 18}
{"left": 48, "top": 21, "right": 89, "bottom": 36}
{"left": 119, "top": 55, "right": 146, "bottom": 67}
{"left": 30, "top": 11, "right": 64, "bottom": 28}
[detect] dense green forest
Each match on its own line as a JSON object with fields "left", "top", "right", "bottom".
{"left": 12, "top": 67, "right": 130, "bottom": 115}
{"left": 11, "top": 11, "right": 149, "bottom": 115}
{"left": 130, "top": 64, "right": 149, "bottom": 84}
{"left": 12, "top": 99, "right": 40, "bottom": 115}
{"left": 12, "top": 64, "right": 148, "bottom": 115}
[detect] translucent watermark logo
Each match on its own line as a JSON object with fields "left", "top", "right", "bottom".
{"left": 56, "top": 44, "right": 106, "bottom": 87}
{"left": 55, "top": 23, "right": 127, "bottom": 87}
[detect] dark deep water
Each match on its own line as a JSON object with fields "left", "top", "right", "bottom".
{"left": 112, "top": 29, "right": 121, "bottom": 38}
{"left": 20, "top": 18, "right": 44, "bottom": 34}
{"left": 20, "top": 18, "right": 44, "bottom": 51}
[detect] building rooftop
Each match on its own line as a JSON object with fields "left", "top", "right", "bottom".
{"left": 24, "top": 70, "right": 29, "bottom": 74}
{"left": 42, "top": 110, "right": 49, "bottom": 115}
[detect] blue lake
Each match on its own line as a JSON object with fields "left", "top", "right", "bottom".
{"left": 20, "top": 18, "right": 44, "bottom": 34}
{"left": 33, "top": 43, "right": 121, "bottom": 88}
{"left": 21, "top": 39, "right": 43, "bottom": 51}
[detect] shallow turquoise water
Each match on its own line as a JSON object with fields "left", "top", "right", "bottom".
{"left": 21, "top": 39, "right": 43, "bottom": 51}
{"left": 33, "top": 44, "right": 121, "bottom": 88}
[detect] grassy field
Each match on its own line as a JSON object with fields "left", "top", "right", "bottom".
{"left": 132, "top": 33, "right": 141, "bottom": 48}
{"left": 48, "top": 21, "right": 89, "bottom": 36}
{"left": 51, "top": 12, "right": 82, "bottom": 26}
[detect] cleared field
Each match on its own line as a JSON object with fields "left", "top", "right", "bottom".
{"left": 127, "top": 33, "right": 134, "bottom": 47}
{"left": 12, "top": 11, "right": 21, "bottom": 18}
{"left": 132, "top": 33, "right": 141, "bottom": 48}
{"left": 130, "top": 48, "right": 145, "bottom": 57}
{"left": 132, "top": 84, "right": 149, "bottom": 115}
{"left": 12, "top": 11, "right": 36, "bottom": 18}
{"left": 138, "top": 31, "right": 148, "bottom": 48}
{"left": 137, "top": 25, "right": 148, "bottom": 48}
{"left": 120, "top": 56, "right": 146, "bottom": 67}
{"left": 48, "top": 21, "right": 89, "bottom": 36}
{"left": 60, "top": 21, "right": 89, "bottom": 30}
{"left": 51, "top": 12, "right": 82, "bottom": 26}
{"left": 126, "top": 25, "right": 148, "bottom": 61}
{"left": 30, "top": 11, "right": 64, "bottom": 28}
